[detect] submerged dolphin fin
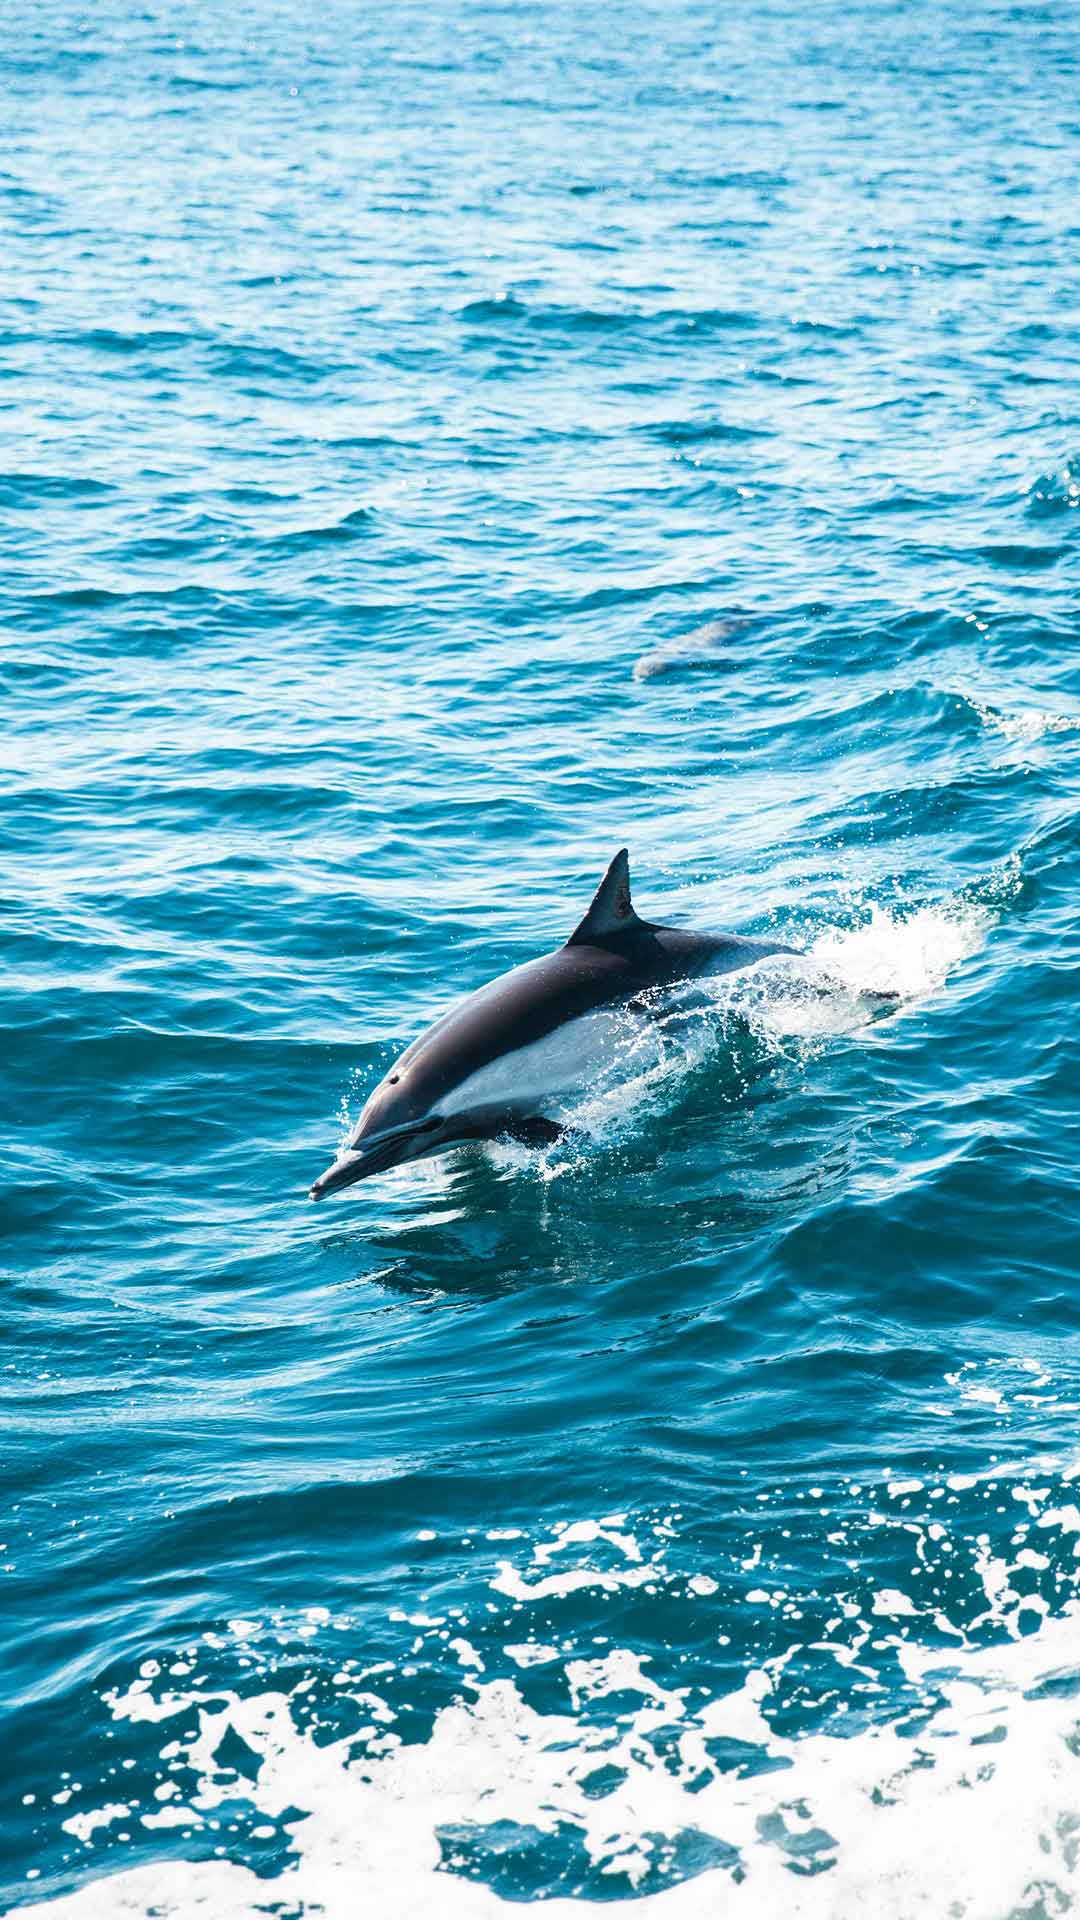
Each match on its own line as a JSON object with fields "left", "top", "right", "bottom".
{"left": 566, "top": 848, "right": 642, "bottom": 945}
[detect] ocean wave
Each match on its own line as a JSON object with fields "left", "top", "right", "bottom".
{"left": 25, "top": 1447, "right": 1080, "bottom": 1917}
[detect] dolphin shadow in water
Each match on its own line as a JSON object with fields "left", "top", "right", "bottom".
{"left": 310, "top": 850, "right": 898, "bottom": 1202}
{"left": 633, "top": 611, "right": 762, "bottom": 683}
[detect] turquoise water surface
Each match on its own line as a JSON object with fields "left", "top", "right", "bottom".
{"left": 4, "top": 0, "right": 1080, "bottom": 1912}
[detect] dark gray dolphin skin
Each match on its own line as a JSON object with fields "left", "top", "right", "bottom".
{"left": 309, "top": 849, "right": 797, "bottom": 1200}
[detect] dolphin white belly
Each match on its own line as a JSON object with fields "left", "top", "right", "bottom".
{"left": 438, "top": 1007, "right": 637, "bottom": 1122}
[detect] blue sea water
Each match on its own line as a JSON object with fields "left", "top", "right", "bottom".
{"left": 3, "top": 0, "right": 1080, "bottom": 1910}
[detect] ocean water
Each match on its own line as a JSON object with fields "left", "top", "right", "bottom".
{"left": 4, "top": 0, "right": 1080, "bottom": 1911}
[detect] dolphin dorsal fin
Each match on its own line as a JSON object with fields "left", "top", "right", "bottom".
{"left": 566, "top": 848, "right": 641, "bottom": 945}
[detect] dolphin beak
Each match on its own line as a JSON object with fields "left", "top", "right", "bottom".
{"left": 309, "top": 1120, "right": 442, "bottom": 1200}
{"left": 309, "top": 1150, "right": 369, "bottom": 1201}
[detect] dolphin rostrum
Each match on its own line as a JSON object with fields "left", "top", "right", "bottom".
{"left": 309, "top": 849, "right": 800, "bottom": 1199}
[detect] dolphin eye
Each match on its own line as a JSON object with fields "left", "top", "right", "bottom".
{"left": 388, "top": 1073, "right": 400, "bottom": 1084}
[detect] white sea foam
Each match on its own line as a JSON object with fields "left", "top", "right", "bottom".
{"left": 806, "top": 896, "right": 988, "bottom": 1005}
{"left": 31, "top": 1609, "right": 1080, "bottom": 1920}
{"left": 28, "top": 1440, "right": 1080, "bottom": 1920}
{"left": 972, "top": 697, "right": 1080, "bottom": 746}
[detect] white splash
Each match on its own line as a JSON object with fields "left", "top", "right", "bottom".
{"left": 26, "top": 1454, "right": 1080, "bottom": 1920}
{"left": 30, "top": 1597, "right": 1080, "bottom": 1920}
{"left": 806, "top": 896, "right": 988, "bottom": 1005}
{"left": 669, "top": 880, "right": 995, "bottom": 1056}
{"left": 972, "top": 697, "right": 1080, "bottom": 745}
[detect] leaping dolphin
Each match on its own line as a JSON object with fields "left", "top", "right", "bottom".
{"left": 310, "top": 849, "right": 801, "bottom": 1200}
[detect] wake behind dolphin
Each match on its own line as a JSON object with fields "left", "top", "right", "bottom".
{"left": 309, "top": 849, "right": 818, "bottom": 1200}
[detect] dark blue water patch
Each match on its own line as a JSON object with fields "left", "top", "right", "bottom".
{"left": 0, "top": 43, "right": 104, "bottom": 81}
{"left": 112, "top": 506, "right": 378, "bottom": 566}
{"left": 254, "top": 506, "right": 377, "bottom": 550}
{"left": 458, "top": 296, "right": 761, "bottom": 339}
{"left": 325, "top": 433, "right": 411, "bottom": 454}
{"left": 6, "top": 584, "right": 339, "bottom": 648}
{"left": 825, "top": 761, "right": 1061, "bottom": 851}
{"left": 48, "top": 326, "right": 202, "bottom": 359}
{"left": 860, "top": 488, "right": 951, "bottom": 516}
{"left": 975, "top": 539, "right": 1067, "bottom": 570}
{"left": 662, "top": 167, "right": 789, "bottom": 193}
{"left": 213, "top": 485, "right": 308, "bottom": 506}
{"left": 166, "top": 71, "right": 249, "bottom": 93}
{"left": 650, "top": 418, "right": 772, "bottom": 448}
{"left": 13, "top": 582, "right": 210, "bottom": 617}
{"left": 202, "top": 340, "right": 344, "bottom": 391}
{"left": 0, "top": 472, "right": 115, "bottom": 508}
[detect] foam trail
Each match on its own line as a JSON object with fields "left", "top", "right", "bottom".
{"left": 21, "top": 1410, "right": 1080, "bottom": 1918}
{"left": 25, "top": 1566, "right": 1080, "bottom": 1918}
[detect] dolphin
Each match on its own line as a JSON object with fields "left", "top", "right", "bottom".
{"left": 309, "top": 849, "right": 801, "bottom": 1200}
{"left": 633, "top": 611, "right": 760, "bottom": 683}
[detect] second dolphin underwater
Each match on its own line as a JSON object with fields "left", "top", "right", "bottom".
{"left": 310, "top": 849, "right": 893, "bottom": 1200}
